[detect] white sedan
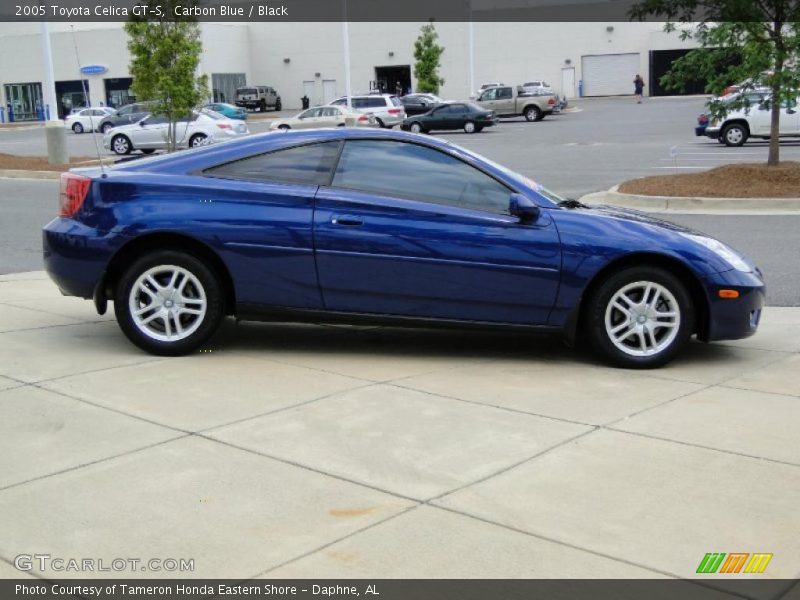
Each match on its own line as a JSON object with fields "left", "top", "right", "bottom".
{"left": 64, "top": 107, "right": 116, "bottom": 134}
{"left": 269, "top": 105, "right": 377, "bottom": 131}
{"left": 103, "top": 110, "right": 249, "bottom": 155}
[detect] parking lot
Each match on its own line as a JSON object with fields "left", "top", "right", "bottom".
{"left": 1, "top": 96, "right": 800, "bottom": 590}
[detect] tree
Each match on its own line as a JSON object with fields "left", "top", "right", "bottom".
{"left": 630, "top": 0, "right": 800, "bottom": 165}
{"left": 413, "top": 22, "right": 445, "bottom": 94}
{"left": 125, "top": 0, "right": 209, "bottom": 152}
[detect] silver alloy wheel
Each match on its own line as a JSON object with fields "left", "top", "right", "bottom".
{"left": 112, "top": 136, "right": 130, "bottom": 154}
{"left": 604, "top": 280, "right": 680, "bottom": 357}
{"left": 410, "top": 122, "right": 422, "bottom": 133}
{"left": 191, "top": 135, "right": 208, "bottom": 147}
{"left": 464, "top": 121, "right": 476, "bottom": 133}
{"left": 725, "top": 126, "right": 744, "bottom": 145}
{"left": 128, "top": 265, "right": 207, "bottom": 343}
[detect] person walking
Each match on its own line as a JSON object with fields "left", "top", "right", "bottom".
{"left": 634, "top": 74, "right": 645, "bottom": 103}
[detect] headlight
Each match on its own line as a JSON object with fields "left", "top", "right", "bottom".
{"left": 682, "top": 233, "right": 752, "bottom": 272}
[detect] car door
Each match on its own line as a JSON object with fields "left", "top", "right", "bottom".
{"left": 477, "top": 88, "right": 499, "bottom": 112}
{"left": 295, "top": 108, "right": 322, "bottom": 129}
{"left": 495, "top": 87, "right": 515, "bottom": 115}
{"left": 750, "top": 97, "right": 798, "bottom": 135}
{"left": 447, "top": 103, "right": 470, "bottom": 128}
{"left": 136, "top": 114, "right": 170, "bottom": 148}
{"left": 313, "top": 139, "right": 561, "bottom": 324}
{"left": 201, "top": 141, "right": 342, "bottom": 309}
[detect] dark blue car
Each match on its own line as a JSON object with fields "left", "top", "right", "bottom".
{"left": 44, "top": 129, "right": 764, "bottom": 368}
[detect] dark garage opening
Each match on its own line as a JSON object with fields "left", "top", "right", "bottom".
{"left": 373, "top": 65, "right": 412, "bottom": 95}
{"left": 650, "top": 49, "right": 742, "bottom": 96}
{"left": 55, "top": 80, "right": 89, "bottom": 118}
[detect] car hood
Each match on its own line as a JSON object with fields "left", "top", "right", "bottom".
{"left": 586, "top": 204, "right": 703, "bottom": 235}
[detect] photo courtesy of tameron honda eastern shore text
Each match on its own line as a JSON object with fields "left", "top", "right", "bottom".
{"left": 43, "top": 129, "right": 765, "bottom": 368}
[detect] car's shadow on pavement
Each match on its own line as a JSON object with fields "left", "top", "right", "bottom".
{"left": 204, "top": 318, "right": 744, "bottom": 369}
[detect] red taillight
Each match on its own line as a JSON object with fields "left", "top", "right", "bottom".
{"left": 547, "top": 97, "right": 556, "bottom": 105}
{"left": 388, "top": 108, "right": 402, "bottom": 114}
{"left": 217, "top": 123, "right": 231, "bottom": 129}
{"left": 59, "top": 172, "right": 91, "bottom": 217}
{"left": 698, "top": 115, "right": 709, "bottom": 124}
{"left": 357, "top": 115, "right": 369, "bottom": 122}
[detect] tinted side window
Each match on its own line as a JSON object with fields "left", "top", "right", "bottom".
{"left": 205, "top": 142, "right": 341, "bottom": 186}
{"left": 497, "top": 87, "right": 513, "bottom": 99}
{"left": 479, "top": 89, "right": 496, "bottom": 101}
{"left": 331, "top": 140, "right": 512, "bottom": 214}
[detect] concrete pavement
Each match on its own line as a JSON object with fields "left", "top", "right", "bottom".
{"left": 1, "top": 271, "right": 799, "bottom": 587}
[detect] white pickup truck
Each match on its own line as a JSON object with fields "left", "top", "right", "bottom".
{"left": 705, "top": 97, "right": 799, "bottom": 146}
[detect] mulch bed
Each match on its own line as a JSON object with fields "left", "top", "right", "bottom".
{"left": 0, "top": 153, "right": 103, "bottom": 172}
{"left": 618, "top": 162, "right": 800, "bottom": 198}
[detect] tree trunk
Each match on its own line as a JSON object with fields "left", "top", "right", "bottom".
{"left": 768, "top": 72, "right": 781, "bottom": 166}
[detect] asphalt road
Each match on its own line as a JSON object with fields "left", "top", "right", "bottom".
{"left": 5, "top": 96, "right": 800, "bottom": 198}
{"left": 1, "top": 177, "right": 797, "bottom": 305}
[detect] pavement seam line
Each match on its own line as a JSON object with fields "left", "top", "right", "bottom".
{"left": 600, "top": 382, "right": 717, "bottom": 428}
{"left": 195, "top": 381, "right": 381, "bottom": 434}
{"left": 252, "top": 504, "right": 422, "bottom": 578}
{"left": 0, "top": 298, "right": 114, "bottom": 322}
{"left": 604, "top": 427, "right": 800, "bottom": 469}
{"left": 193, "top": 433, "right": 424, "bottom": 503}
{"left": 428, "top": 427, "right": 599, "bottom": 504}
{"left": 0, "top": 434, "right": 189, "bottom": 494}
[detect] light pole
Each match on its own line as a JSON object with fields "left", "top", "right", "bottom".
{"left": 40, "top": 21, "right": 68, "bottom": 165}
{"left": 342, "top": 0, "right": 352, "bottom": 110}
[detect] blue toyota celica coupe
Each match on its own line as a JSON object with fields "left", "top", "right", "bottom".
{"left": 43, "top": 128, "right": 764, "bottom": 368}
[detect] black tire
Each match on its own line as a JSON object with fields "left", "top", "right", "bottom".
{"left": 409, "top": 122, "right": 425, "bottom": 134}
{"left": 101, "top": 122, "right": 114, "bottom": 134}
{"left": 584, "top": 266, "right": 695, "bottom": 368}
{"left": 114, "top": 250, "right": 224, "bottom": 356}
{"left": 463, "top": 121, "right": 477, "bottom": 134}
{"left": 275, "top": 98, "right": 282, "bottom": 111}
{"left": 721, "top": 122, "right": 748, "bottom": 147}
{"left": 278, "top": 124, "right": 290, "bottom": 131}
{"left": 524, "top": 105, "right": 542, "bottom": 122}
{"left": 111, "top": 134, "right": 132, "bottom": 155}
{"left": 260, "top": 100, "right": 267, "bottom": 112}
{"left": 141, "top": 148, "right": 156, "bottom": 155}
{"left": 375, "top": 117, "right": 386, "bottom": 129}
{"left": 72, "top": 122, "right": 84, "bottom": 134}
{"left": 189, "top": 133, "right": 208, "bottom": 147}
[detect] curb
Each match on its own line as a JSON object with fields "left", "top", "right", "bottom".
{"left": 0, "top": 169, "right": 62, "bottom": 180}
{"left": 580, "top": 185, "right": 800, "bottom": 213}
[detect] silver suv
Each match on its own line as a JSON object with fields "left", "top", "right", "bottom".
{"left": 235, "top": 86, "right": 282, "bottom": 112}
{"left": 329, "top": 94, "right": 406, "bottom": 128}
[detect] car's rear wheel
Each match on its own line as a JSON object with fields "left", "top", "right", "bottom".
{"left": 114, "top": 251, "right": 224, "bottom": 356}
{"left": 72, "top": 122, "right": 84, "bottom": 134}
{"left": 409, "top": 122, "right": 424, "bottom": 134}
{"left": 375, "top": 117, "right": 386, "bottom": 128}
{"left": 275, "top": 98, "right": 282, "bottom": 111}
{"left": 524, "top": 106, "right": 542, "bottom": 122}
{"left": 101, "top": 122, "right": 114, "bottom": 134}
{"left": 464, "top": 121, "right": 477, "bottom": 134}
{"left": 189, "top": 133, "right": 208, "bottom": 147}
{"left": 586, "top": 267, "right": 694, "bottom": 368}
{"left": 111, "top": 134, "right": 132, "bottom": 155}
{"left": 278, "top": 124, "right": 290, "bottom": 131}
{"left": 722, "top": 123, "right": 748, "bottom": 147}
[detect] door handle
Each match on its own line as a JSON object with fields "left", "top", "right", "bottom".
{"left": 331, "top": 215, "right": 363, "bottom": 227}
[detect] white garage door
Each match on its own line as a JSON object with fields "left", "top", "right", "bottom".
{"left": 581, "top": 53, "right": 640, "bottom": 96}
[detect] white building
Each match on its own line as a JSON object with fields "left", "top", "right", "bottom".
{"left": 0, "top": 21, "right": 697, "bottom": 121}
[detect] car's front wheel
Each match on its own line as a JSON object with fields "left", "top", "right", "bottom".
{"left": 111, "top": 134, "right": 132, "bottom": 155}
{"left": 586, "top": 267, "right": 695, "bottom": 368}
{"left": 722, "top": 123, "right": 748, "bottom": 147}
{"left": 114, "top": 251, "right": 224, "bottom": 356}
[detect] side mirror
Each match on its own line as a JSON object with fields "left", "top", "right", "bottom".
{"left": 509, "top": 193, "right": 540, "bottom": 224}
{"left": 139, "top": 120, "right": 146, "bottom": 126}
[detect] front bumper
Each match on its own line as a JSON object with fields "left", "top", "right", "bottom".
{"left": 703, "top": 268, "right": 766, "bottom": 342}
{"left": 704, "top": 127, "right": 721, "bottom": 140}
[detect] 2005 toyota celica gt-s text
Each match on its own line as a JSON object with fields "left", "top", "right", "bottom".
{"left": 43, "top": 128, "right": 765, "bottom": 368}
